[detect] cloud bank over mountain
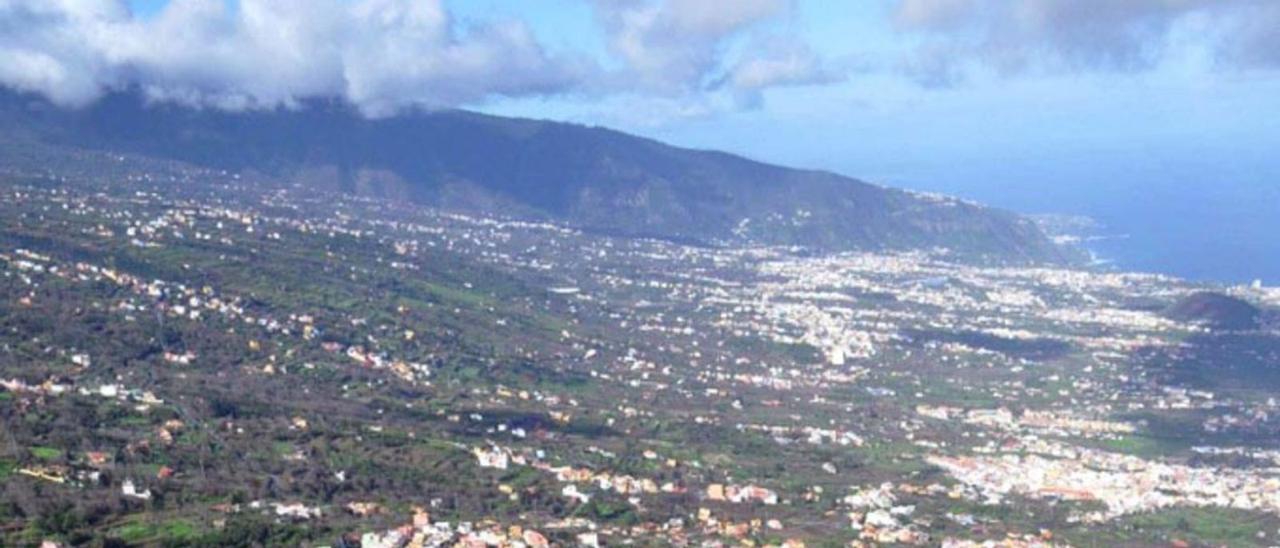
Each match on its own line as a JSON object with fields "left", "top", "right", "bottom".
{"left": 0, "top": 0, "right": 839, "bottom": 115}
{"left": 1, "top": 0, "right": 1278, "bottom": 116}
{"left": 0, "top": 0, "right": 593, "bottom": 115}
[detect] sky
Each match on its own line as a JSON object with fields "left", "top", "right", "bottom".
{"left": 3, "top": 0, "right": 1279, "bottom": 282}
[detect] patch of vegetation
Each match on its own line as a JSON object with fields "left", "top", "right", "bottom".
{"left": 1072, "top": 507, "right": 1276, "bottom": 547}
{"left": 1097, "top": 435, "right": 1169, "bottom": 457}
{"left": 725, "top": 337, "right": 823, "bottom": 364}
{"left": 30, "top": 446, "right": 62, "bottom": 461}
{"left": 906, "top": 328, "right": 1074, "bottom": 361}
{"left": 111, "top": 517, "right": 199, "bottom": 545}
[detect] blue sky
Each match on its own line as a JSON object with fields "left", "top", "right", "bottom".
{"left": 11, "top": 0, "right": 1280, "bottom": 281}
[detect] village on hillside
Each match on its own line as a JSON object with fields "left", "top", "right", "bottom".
{"left": 1, "top": 158, "right": 1279, "bottom": 546}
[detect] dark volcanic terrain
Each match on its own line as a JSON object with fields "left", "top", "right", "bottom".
{"left": 1164, "top": 291, "right": 1262, "bottom": 331}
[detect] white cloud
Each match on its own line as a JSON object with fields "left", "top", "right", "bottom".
{"left": 0, "top": 0, "right": 128, "bottom": 106}
{"left": 588, "top": 0, "right": 840, "bottom": 98}
{"left": 337, "top": 0, "right": 590, "bottom": 116}
{"left": 718, "top": 37, "right": 841, "bottom": 108}
{"left": 0, "top": 0, "right": 840, "bottom": 116}
{"left": 1218, "top": 1, "right": 1280, "bottom": 68}
{"left": 891, "top": 0, "right": 1280, "bottom": 85}
{"left": 0, "top": 0, "right": 591, "bottom": 115}
{"left": 23, "top": 1, "right": 1275, "bottom": 116}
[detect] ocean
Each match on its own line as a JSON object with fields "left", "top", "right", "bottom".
{"left": 927, "top": 178, "right": 1278, "bottom": 286}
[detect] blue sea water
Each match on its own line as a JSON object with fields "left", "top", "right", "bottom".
{"left": 900, "top": 174, "right": 1279, "bottom": 286}
{"left": 1034, "top": 183, "right": 1280, "bottom": 285}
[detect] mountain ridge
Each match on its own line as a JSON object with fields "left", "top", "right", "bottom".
{"left": 0, "top": 89, "right": 1078, "bottom": 263}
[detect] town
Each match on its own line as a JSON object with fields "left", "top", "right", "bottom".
{"left": 1, "top": 158, "right": 1278, "bottom": 546}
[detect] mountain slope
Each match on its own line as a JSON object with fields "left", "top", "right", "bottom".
{"left": 1164, "top": 292, "right": 1261, "bottom": 331}
{"left": 0, "top": 90, "right": 1075, "bottom": 263}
